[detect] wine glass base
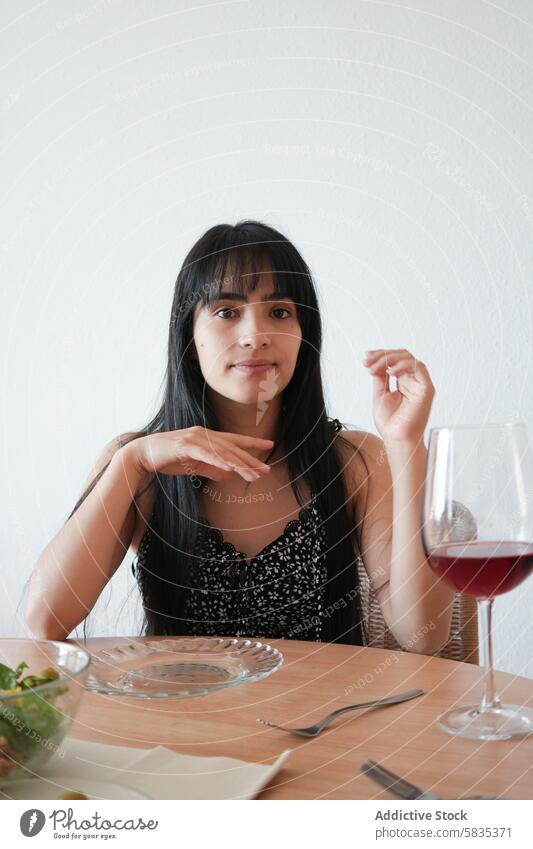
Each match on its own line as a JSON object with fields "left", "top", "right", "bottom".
{"left": 436, "top": 704, "right": 533, "bottom": 740}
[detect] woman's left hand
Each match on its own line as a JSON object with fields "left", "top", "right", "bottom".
{"left": 363, "top": 348, "right": 435, "bottom": 445}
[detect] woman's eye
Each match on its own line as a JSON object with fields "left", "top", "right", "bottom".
{"left": 214, "top": 307, "right": 292, "bottom": 319}
{"left": 214, "top": 307, "right": 236, "bottom": 319}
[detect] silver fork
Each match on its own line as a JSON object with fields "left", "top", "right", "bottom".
{"left": 256, "top": 688, "right": 424, "bottom": 737}
{"left": 361, "top": 760, "right": 499, "bottom": 800}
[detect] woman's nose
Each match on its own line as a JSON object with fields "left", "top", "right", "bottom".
{"left": 239, "top": 329, "right": 271, "bottom": 349}
{"left": 238, "top": 315, "right": 271, "bottom": 348}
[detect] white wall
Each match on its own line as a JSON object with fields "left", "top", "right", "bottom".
{"left": 1, "top": 0, "right": 532, "bottom": 678}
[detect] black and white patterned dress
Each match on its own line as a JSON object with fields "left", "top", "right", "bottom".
{"left": 133, "top": 492, "right": 328, "bottom": 641}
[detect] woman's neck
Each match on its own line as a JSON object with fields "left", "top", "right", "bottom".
{"left": 208, "top": 390, "right": 283, "bottom": 450}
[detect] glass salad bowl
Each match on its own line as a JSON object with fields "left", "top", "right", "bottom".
{"left": 0, "top": 639, "right": 91, "bottom": 786}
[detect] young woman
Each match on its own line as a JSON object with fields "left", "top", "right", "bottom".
{"left": 25, "top": 220, "right": 454, "bottom": 650}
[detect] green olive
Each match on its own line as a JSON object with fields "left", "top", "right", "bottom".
{"left": 57, "top": 791, "right": 88, "bottom": 800}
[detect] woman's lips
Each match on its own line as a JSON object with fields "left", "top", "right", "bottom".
{"left": 232, "top": 363, "right": 276, "bottom": 375}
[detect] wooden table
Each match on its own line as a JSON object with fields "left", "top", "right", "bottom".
{"left": 69, "top": 637, "right": 533, "bottom": 799}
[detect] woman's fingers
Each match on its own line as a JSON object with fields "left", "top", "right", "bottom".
{"left": 363, "top": 348, "right": 407, "bottom": 364}
{"left": 207, "top": 434, "right": 272, "bottom": 469}
{"left": 191, "top": 461, "right": 234, "bottom": 481}
{"left": 386, "top": 357, "right": 420, "bottom": 377}
{"left": 214, "top": 443, "right": 271, "bottom": 481}
{"left": 365, "top": 351, "right": 430, "bottom": 380}
{"left": 364, "top": 349, "right": 412, "bottom": 372}
{"left": 193, "top": 438, "right": 267, "bottom": 482}
{"left": 364, "top": 351, "right": 435, "bottom": 399}
{"left": 215, "top": 431, "right": 274, "bottom": 448}
{"left": 180, "top": 442, "right": 234, "bottom": 472}
{"left": 219, "top": 438, "right": 271, "bottom": 467}
{"left": 364, "top": 349, "right": 432, "bottom": 397}
{"left": 196, "top": 437, "right": 235, "bottom": 470}
{"left": 177, "top": 427, "right": 274, "bottom": 482}
{"left": 182, "top": 443, "right": 260, "bottom": 483}
{"left": 387, "top": 357, "right": 434, "bottom": 391}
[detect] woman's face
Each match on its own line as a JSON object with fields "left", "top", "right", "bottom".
{"left": 192, "top": 267, "right": 302, "bottom": 407}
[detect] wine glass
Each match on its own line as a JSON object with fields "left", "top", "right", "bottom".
{"left": 422, "top": 422, "right": 533, "bottom": 740}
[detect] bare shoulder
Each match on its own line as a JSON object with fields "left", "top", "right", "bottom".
{"left": 334, "top": 429, "right": 386, "bottom": 477}
{"left": 336, "top": 429, "right": 384, "bottom": 457}
{"left": 334, "top": 429, "right": 388, "bottom": 522}
{"left": 114, "top": 433, "right": 157, "bottom": 553}
{"left": 82, "top": 431, "right": 138, "bottom": 488}
{"left": 84, "top": 432, "right": 156, "bottom": 554}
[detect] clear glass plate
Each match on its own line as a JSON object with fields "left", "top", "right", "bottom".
{"left": 84, "top": 637, "right": 284, "bottom": 698}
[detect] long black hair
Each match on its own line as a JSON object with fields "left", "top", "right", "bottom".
{"left": 69, "top": 220, "right": 367, "bottom": 644}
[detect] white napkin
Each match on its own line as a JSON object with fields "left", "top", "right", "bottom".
{"left": 1, "top": 738, "right": 292, "bottom": 800}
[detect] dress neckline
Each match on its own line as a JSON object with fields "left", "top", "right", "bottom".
{"left": 198, "top": 492, "right": 319, "bottom": 567}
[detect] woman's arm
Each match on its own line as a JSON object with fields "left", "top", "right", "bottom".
{"left": 25, "top": 438, "right": 150, "bottom": 641}
{"left": 344, "top": 347, "right": 456, "bottom": 653}
{"left": 25, "top": 427, "right": 271, "bottom": 641}
{"left": 346, "top": 432, "right": 454, "bottom": 654}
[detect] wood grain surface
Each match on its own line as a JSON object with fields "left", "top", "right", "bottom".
{"left": 68, "top": 637, "right": 533, "bottom": 800}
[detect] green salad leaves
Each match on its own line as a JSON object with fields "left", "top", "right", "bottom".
{"left": 0, "top": 660, "right": 60, "bottom": 692}
{"left": 0, "top": 660, "right": 68, "bottom": 777}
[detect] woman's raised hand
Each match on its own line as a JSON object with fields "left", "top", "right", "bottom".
{"left": 126, "top": 427, "right": 274, "bottom": 483}
{"left": 363, "top": 348, "right": 435, "bottom": 445}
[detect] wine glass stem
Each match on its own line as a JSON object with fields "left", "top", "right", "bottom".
{"left": 478, "top": 597, "right": 501, "bottom": 711}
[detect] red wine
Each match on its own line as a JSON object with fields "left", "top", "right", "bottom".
{"left": 428, "top": 540, "right": 533, "bottom": 597}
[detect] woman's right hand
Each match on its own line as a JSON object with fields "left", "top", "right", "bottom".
{"left": 125, "top": 427, "right": 274, "bottom": 483}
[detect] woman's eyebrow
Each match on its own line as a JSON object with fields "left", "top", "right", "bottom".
{"left": 210, "top": 291, "right": 293, "bottom": 304}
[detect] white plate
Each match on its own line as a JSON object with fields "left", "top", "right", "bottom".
{"left": 84, "top": 637, "right": 283, "bottom": 698}
{"left": 1, "top": 777, "right": 149, "bottom": 800}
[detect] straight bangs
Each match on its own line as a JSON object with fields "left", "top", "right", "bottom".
{"left": 183, "top": 224, "right": 316, "bottom": 333}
